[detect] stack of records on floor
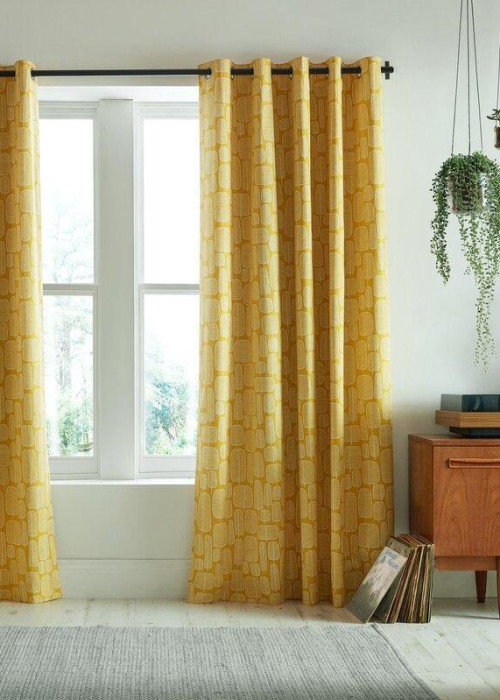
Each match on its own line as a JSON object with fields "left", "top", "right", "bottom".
{"left": 346, "top": 534, "right": 435, "bottom": 623}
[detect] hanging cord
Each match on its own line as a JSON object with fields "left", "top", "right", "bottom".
{"left": 471, "top": 0, "right": 484, "bottom": 151}
{"left": 494, "top": 14, "right": 500, "bottom": 113}
{"left": 467, "top": 0, "right": 471, "bottom": 154}
{"left": 452, "top": 0, "right": 464, "bottom": 154}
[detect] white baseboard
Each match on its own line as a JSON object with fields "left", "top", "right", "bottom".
{"left": 59, "top": 559, "right": 497, "bottom": 600}
{"left": 433, "top": 569, "right": 497, "bottom": 599}
{"left": 59, "top": 559, "right": 190, "bottom": 599}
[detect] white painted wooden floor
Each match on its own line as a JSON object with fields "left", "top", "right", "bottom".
{"left": 0, "top": 597, "right": 499, "bottom": 699}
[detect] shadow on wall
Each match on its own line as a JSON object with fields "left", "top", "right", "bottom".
{"left": 391, "top": 402, "right": 441, "bottom": 533}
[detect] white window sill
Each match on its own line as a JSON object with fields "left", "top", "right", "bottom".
{"left": 50, "top": 478, "right": 195, "bottom": 486}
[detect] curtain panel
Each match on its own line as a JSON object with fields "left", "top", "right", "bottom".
{"left": 188, "top": 57, "right": 393, "bottom": 606}
{"left": 0, "top": 61, "right": 61, "bottom": 603}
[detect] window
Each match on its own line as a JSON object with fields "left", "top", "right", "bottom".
{"left": 40, "top": 107, "right": 97, "bottom": 477}
{"left": 137, "top": 105, "right": 200, "bottom": 476}
{"left": 39, "top": 92, "right": 199, "bottom": 479}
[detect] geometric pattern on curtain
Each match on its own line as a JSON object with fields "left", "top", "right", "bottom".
{"left": 187, "top": 56, "right": 393, "bottom": 607}
{"left": 0, "top": 61, "right": 61, "bottom": 603}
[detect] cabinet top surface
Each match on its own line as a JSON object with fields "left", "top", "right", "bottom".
{"left": 410, "top": 433, "right": 500, "bottom": 446}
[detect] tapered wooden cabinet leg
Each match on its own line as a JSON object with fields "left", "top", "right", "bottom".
{"left": 475, "top": 570, "right": 487, "bottom": 603}
{"left": 497, "top": 559, "right": 500, "bottom": 618}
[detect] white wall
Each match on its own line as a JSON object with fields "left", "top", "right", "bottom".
{"left": 3, "top": 0, "right": 500, "bottom": 598}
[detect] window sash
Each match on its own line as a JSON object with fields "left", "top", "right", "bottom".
{"left": 40, "top": 104, "right": 99, "bottom": 478}
{"left": 135, "top": 102, "right": 199, "bottom": 478}
{"left": 138, "top": 285, "right": 199, "bottom": 477}
{"left": 43, "top": 286, "right": 98, "bottom": 477}
{"left": 39, "top": 103, "right": 99, "bottom": 284}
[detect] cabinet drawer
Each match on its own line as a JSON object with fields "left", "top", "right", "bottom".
{"left": 433, "top": 447, "right": 500, "bottom": 557}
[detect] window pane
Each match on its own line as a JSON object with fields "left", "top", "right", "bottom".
{"left": 143, "top": 119, "right": 199, "bottom": 283}
{"left": 40, "top": 119, "right": 94, "bottom": 283}
{"left": 43, "top": 295, "right": 94, "bottom": 457}
{"left": 144, "top": 294, "right": 199, "bottom": 455}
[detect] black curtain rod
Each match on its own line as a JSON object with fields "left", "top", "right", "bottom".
{"left": 0, "top": 61, "right": 395, "bottom": 80}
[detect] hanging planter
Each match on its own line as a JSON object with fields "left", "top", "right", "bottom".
{"left": 486, "top": 109, "right": 500, "bottom": 148}
{"left": 430, "top": 0, "right": 500, "bottom": 367}
{"left": 487, "top": 40, "right": 500, "bottom": 148}
{"left": 445, "top": 157, "right": 486, "bottom": 214}
{"left": 431, "top": 153, "right": 500, "bottom": 364}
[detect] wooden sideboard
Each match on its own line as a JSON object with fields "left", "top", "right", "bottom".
{"left": 409, "top": 434, "right": 500, "bottom": 617}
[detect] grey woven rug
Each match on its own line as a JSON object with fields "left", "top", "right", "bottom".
{"left": 0, "top": 625, "right": 437, "bottom": 699}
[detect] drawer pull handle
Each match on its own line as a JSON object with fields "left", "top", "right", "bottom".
{"left": 448, "top": 458, "right": 500, "bottom": 469}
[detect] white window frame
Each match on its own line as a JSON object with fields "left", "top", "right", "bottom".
{"left": 40, "top": 103, "right": 99, "bottom": 478}
{"left": 135, "top": 102, "right": 199, "bottom": 478}
{"left": 40, "top": 94, "right": 199, "bottom": 480}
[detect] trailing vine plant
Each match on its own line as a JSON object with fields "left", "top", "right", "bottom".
{"left": 431, "top": 152, "right": 500, "bottom": 366}
{"left": 431, "top": 0, "right": 500, "bottom": 368}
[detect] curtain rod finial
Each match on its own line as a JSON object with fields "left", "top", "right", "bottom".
{"left": 384, "top": 60, "right": 394, "bottom": 79}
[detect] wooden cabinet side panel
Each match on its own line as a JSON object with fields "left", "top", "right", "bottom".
{"left": 409, "top": 437, "right": 433, "bottom": 540}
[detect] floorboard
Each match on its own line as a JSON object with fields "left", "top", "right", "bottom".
{"left": 0, "top": 597, "right": 499, "bottom": 698}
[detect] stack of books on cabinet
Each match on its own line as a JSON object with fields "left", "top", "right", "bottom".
{"left": 347, "top": 534, "right": 435, "bottom": 623}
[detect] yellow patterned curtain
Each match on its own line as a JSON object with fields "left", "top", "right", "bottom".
{"left": 188, "top": 56, "right": 393, "bottom": 607}
{"left": 0, "top": 61, "right": 61, "bottom": 603}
